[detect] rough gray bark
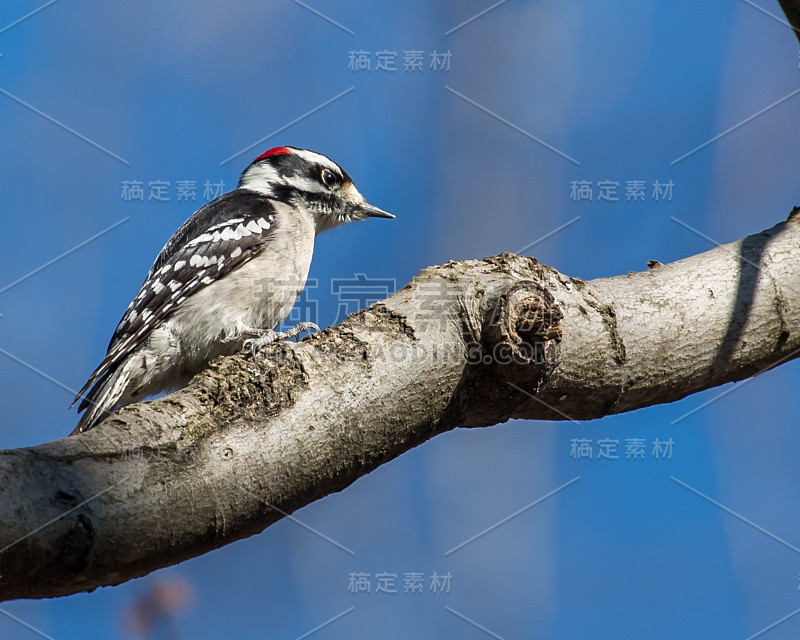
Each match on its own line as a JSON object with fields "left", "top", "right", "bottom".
{"left": 1, "top": 210, "right": 799, "bottom": 601}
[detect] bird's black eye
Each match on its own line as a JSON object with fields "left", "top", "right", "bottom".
{"left": 321, "top": 168, "right": 338, "bottom": 188}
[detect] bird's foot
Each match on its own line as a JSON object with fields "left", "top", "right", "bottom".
{"left": 244, "top": 322, "right": 321, "bottom": 358}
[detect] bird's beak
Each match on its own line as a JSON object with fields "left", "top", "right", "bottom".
{"left": 358, "top": 202, "right": 395, "bottom": 219}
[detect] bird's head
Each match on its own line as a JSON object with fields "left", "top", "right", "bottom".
{"left": 238, "top": 146, "right": 394, "bottom": 232}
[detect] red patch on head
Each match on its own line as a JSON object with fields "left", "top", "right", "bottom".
{"left": 254, "top": 147, "right": 293, "bottom": 162}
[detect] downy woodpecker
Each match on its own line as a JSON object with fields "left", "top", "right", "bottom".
{"left": 71, "top": 146, "right": 393, "bottom": 434}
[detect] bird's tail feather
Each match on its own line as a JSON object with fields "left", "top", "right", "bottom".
{"left": 71, "top": 365, "right": 132, "bottom": 435}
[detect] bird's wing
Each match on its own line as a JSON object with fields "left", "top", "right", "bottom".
{"left": 73, "top": 190, "right": 279, "bottom": 410}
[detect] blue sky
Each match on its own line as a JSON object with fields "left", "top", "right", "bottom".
{"left": 2, "top": 1, "right": 800, "bottom": 638}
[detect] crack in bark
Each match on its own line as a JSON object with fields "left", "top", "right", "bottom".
{"left": 582, "top": 292, "right": 627, "bottom": 366}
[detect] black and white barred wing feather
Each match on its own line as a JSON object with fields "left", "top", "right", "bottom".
{"left": 72, "top": 190, "right": 278, "bottom": 426}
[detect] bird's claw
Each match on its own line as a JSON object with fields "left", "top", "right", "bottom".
{"left": 289, "top": 321, "right": 321, "bottom": 342}
{"left": 245, "top": 322, "right": 321, "bottom": 358}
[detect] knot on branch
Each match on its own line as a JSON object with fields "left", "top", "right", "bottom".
{"left": 482, "top": 281, "right": 563, "bottom": 367}
{"left": 456, "top": 280, "right": 563, "bottom": 428}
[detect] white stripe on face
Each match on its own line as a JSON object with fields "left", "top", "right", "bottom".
{"left": 289, "top": 148, "right": 341, "bottom": 175}
{"left": 239, "top": 163, "right": 279, "bottom": 195}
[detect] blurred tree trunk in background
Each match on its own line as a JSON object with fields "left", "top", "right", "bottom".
{"left": 778, "top": 0, "right": 800, "bottom": 42}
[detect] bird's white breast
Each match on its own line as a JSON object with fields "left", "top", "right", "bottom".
{"left": 164, "top": 202, "right": 316, "bottom": 370}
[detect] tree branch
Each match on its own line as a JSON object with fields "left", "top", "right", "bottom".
{"left": 2, "top": 211, "right": 800, "bottom": 600}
